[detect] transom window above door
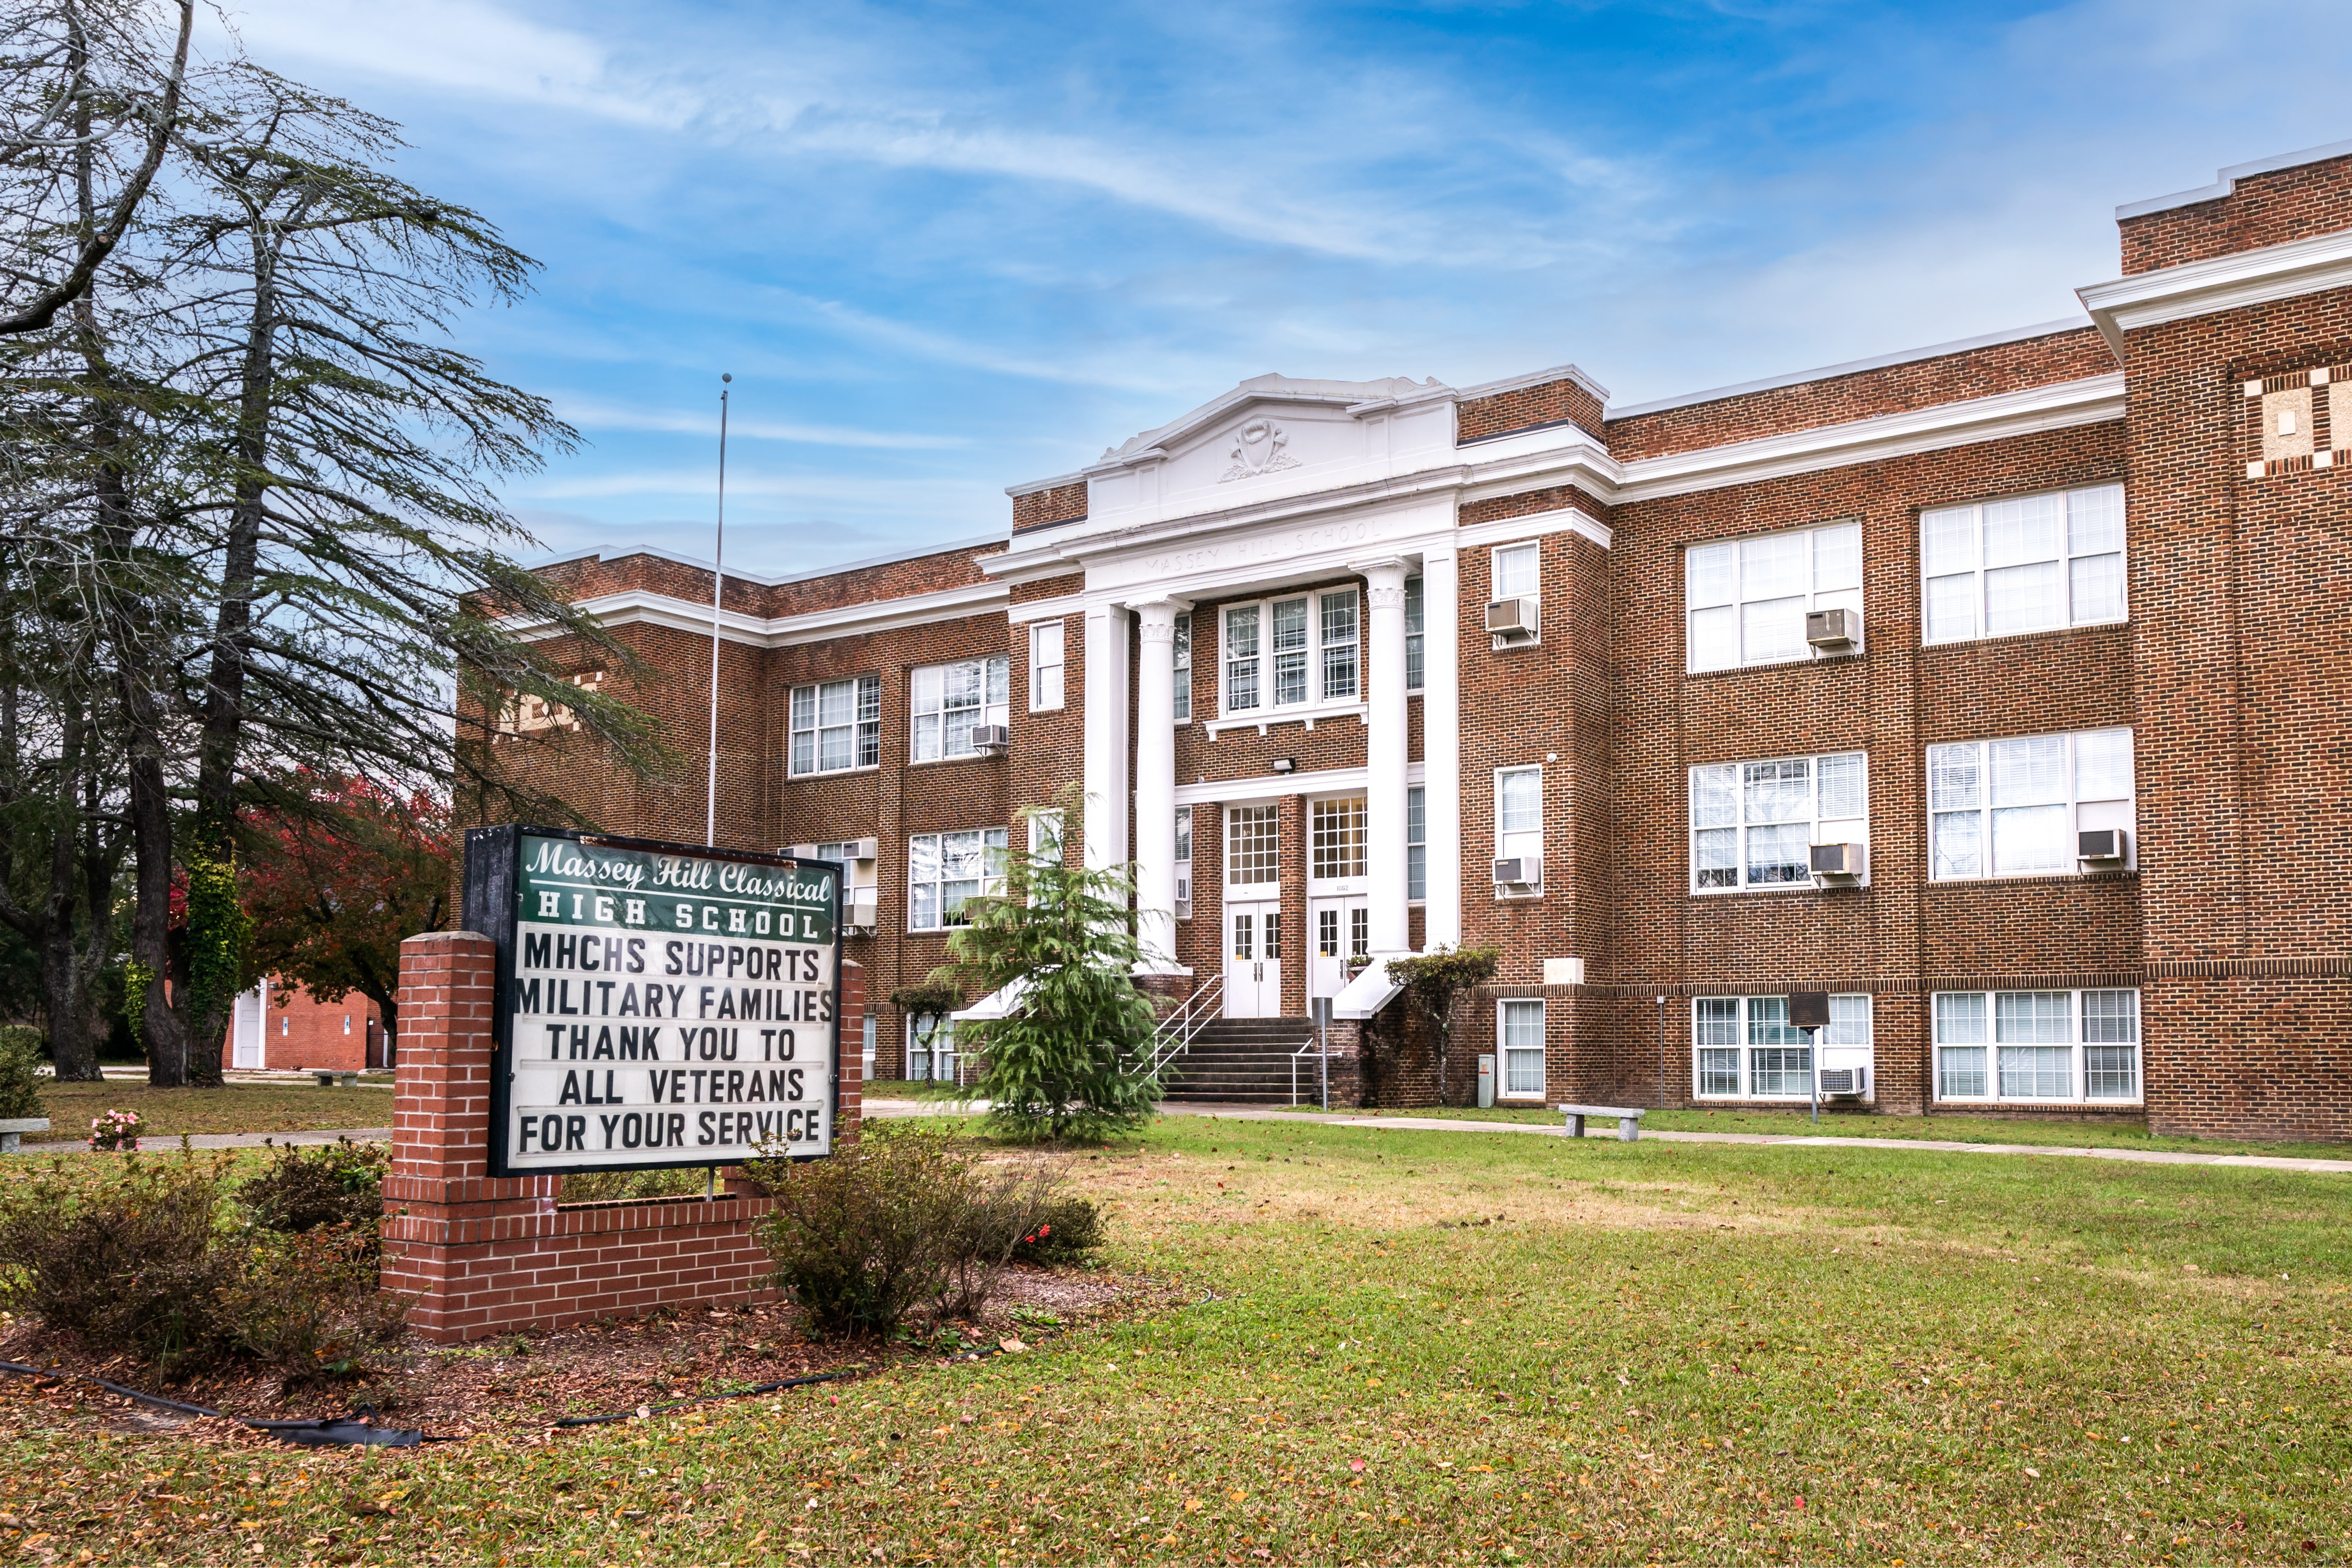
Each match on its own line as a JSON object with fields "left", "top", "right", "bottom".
{"left": 1309, "top": 796, "right": 1367, "bottom": 883}
{"left": 1222, "top": 589, "right": 1359, "bottom": 717}
{"left": 1225, "top": 804, "right": 1280, "bottom": 889}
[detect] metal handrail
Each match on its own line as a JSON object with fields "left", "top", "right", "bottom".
{"left": 1148, "top": 975, "right": 1224, "bottom": 1076}
{"left": 1288, "top": 1034, "right": 1331, "bottom": 1109}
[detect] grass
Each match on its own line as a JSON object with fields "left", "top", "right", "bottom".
{"left": 863, "top": 1078, "right": 984, "bottom": 1102}
{"left": 4, "top": 1114, "right": 2349, "bottom": 1565}
{"left": 33, "top": 1077, "right": 393, "bottom": 1139}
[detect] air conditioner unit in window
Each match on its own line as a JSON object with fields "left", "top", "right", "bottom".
{"left": 1174, "top": 871, "right": 1191, "bottom": 909}
{"left": 2078, "top": 828, "right": 2128, "bottom": 864}
{"left": 1485, "top": 598, "right": 1538, "bottom": 642}
{"left": 1805, "top": 607, "right": 1860, "bottom": 652}
{"left": 1493, "top": 855, "right": 1542, "bottom": 889}
{"left": 842, "top": 887, "right": 879, "bottom": 935}
{"left": 784, "top": 843, "right": 815, "bottom": 860}
{"left": 849, "top": 836, "right": 879, "bottom": 862}
{"left": 1818, "top": 1066, "right": 1865, "bottom": 1096}
{"left": 1809, "top": 842, "right": 1866, "bottom": 882}
{"left": 970, "top": 724, "right": 1010, "bottom": 754}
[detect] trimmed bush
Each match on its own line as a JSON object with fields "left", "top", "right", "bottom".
{"left": 1010, "top": 1196, "right": 1104, "bottom": 1265}
{"left": 0, "top": 1029, "right": 41, "bottom": 1120}
{"left": 239, "top": 1138, "right": 386, "bottom": 1248}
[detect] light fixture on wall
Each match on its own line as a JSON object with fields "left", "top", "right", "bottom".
{"left": 1270, "top": 757, "right": 1296, "bottom": 774}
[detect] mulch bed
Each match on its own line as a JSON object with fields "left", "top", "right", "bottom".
{"left": 0, "top": 1263, "right": 1176, "bottom": 1450}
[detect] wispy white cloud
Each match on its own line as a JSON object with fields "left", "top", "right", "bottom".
{"left": 554, "top": 397, "right": 969, "bottom": 449}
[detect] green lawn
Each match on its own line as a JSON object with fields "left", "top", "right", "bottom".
{"left": 34, "top": 1078, "right": 394, "bottom": 1140}
{"left": 4, "top": 1114, "right": 2348, "bottom": 1565}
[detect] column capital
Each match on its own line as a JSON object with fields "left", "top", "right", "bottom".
{"left": 1128, "top": 596, "right": 1190, "bottom": 641}
{"left": 1347, "top": 555, "right": 1411, "bottom": 583}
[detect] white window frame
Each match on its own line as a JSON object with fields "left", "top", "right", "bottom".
{"left": 911, "top": 656, "right": 1009, "bottom": 763}
{"left": 1921, "top": 483, "right": 2126, "bottom": 646}
{"left": 787, "top": 674, "right": 881, "bottom": 777}
{"left": 1406, "top": 785, "right": 1426, "bottom": 904}
{"left": 1219, "top": 590, "right": 1361, "bottom": 719}
{"left": 1689, "top": 751, "right": 1869, "bottom": 894}
{"left": 1928, "top": 728, "right": 2135, "bottom": 882}
{"left": 1933, "top": 989, "right": 2141, "bottom": 1106}
{"left": 1498, "top": 998, "right": 1545, "bottom": 1100}
{"left": 1692, "top": 994, "right": 1873, "bottom": 1101}
{"left": 906, "top": 827, "right": 1007, "bottom": 932}
{"left": 1685, "top": 520, "right": 1861, "bottom": 674}
{"left": 1029, "top": 621, "right": 1064, "bottom": 712}
{"left": 1224, "top": 803, "right": 1280, "bottom": 894}
{"left": 1026, "top": 809, "right": 1063, "bottom": 862}
{"left": 1172, "top": 611, "right": 1192, "bottom": 723}
{"left": 1489, "top": 542, "right": 1541, "bottom": 644}
{"left": 905, "top": 1012, "right": 959, "bottom": 1084}
{"left": 1404, "top": 576, "right": 1425, "bottom": 691}
{"left": 1174, "top": 805, "right": 1193, "bottom": 918}
{"left": 1494, "top": 766, "right": 1543, "bottom": 897}
{"left": 1309, "top": 795, "right": 1367, "bottom": 887}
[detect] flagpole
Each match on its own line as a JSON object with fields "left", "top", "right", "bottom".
{"left": 705, "top": 374, "right": 731, "bottom": 847}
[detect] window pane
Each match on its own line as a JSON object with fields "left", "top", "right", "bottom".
{"left": 911, "top": 665, "right": 942, "bottom": 712}
{"left": 1172, "top": 613, "right": 1191, "bottom": 670}
{"left": 2067, "top": 484, "right": 2124, "bottom": 556}
{"left": 1321, "top": 591, "right": 1359, "bottom": 701}
{"left": 1991, "top": 804, "right": 2070, "bottom": 874}
{"left": 1982, "top": 494, "right": 2063, "bottom": 569}
{"left": 1697, "top": 1048, "right": 1741, "bottom": 1096}
{"left": 911, "top": 884, "right": 938, "bottom": 930}
{"left": 913, "top": 713, "right": 940, "bottom": 761}
{"left": 1689, "top": 606, "right": 1737, "bottom": 671}
{"left": 1922, "top": 507, "right": 1976, "bottom": 577}
{"left": 1990, "top": 736, "right": 2066, "bottom": 806}
{"left": 1747, "top": 996, "right": 1797, "bottom": 1045}
{"left": 984, "top": 657, "right": 1008, "bottom": 706}
{"left": 1504, "top": 1048, "right": 1544, "bottom": 1097}
{"left": 1693, "top": 827, "right": 1738, "bottom": 888}
{"left": 1274, "top": 651, "right": 1309, "bottom": 706}
{"left": 1928, "top": 744, "right": 1981, "bottom": 811}
{"left": 1498, "top": 770, "right": 1542, "bottom": 833}
{"left": 1226, "top": 605, "right": 1259, "bottom": 657}
{"left": 1493, "top": 544, "right": 1539, "bottom": 600}
{"left": 1934, "top": 992, "right": 1987, "bottom": 1043}
{"left": 2082, "top": 990, "right": 2139, "bottom": 1042}
{"left": 1320, "top": 590, "right": 1357, "bottom": 646}
{"left": 2085, "top": 1046, "right": 2139, "bottom": 1099}
{"left": 1746, "top": 822, "right": 1811, "bottom": 885}
{"left": 790, "top": 686, "right": 815, "bottom": 730}
{"left": 858, "top": 675, "right": 881, "bottom": 723}
{"left": 1686, "top": 543, "right": 1736, "bottom": 609}
{"left": 1817, "top": 753, "right": 1867, "bottom": 821}
{"left": 791, "top": 731, "right": 814, "bottom": 776}
{"left": 1984, "top": 560, "right": 2062, "bottom": 634}
{"left": 1925, "top": 572, "right": 1978, "bottom": 642}
{"left": 1174, "top": 807, "right": 1192, "bottom": 863}
{"left": 1273, "top": 600, "right": 1309, "bottom": 705}
{"left": 1741, "top": 597, "right": 1806, "bottom": 664}
{"left": 1227, "top": 806, "right": 1279, "bottom": 883}
{"left": 1310, "top": 797, "right": 1367, "bottom": 880}
{"left": 1812, "top": 522, "right": 1861, "bottom": 593}
{"left": 1502, "top": 1000, "right": 1544, "bottom": 1050}
{"left": 1938, "top": 1047, "right": 1987, "bottom": 1098}
{"left": 1694, "top": 998, "right": 1740, "bottom": 1047}
{"left": 2069, "top": 553, "right": 2125, "bottom": 623}
{"left": 1272, "top": 598, "right": 1308, "bottom": 651}
{"left": 1995, "top": 991, "right": 2072, "bottom": 1042}
{"left": 818, "top": 679, "right": 853, "bottom": 727}
{"left": 1408, "top": 845, "right": 1426, "bottom": 902}
{"left": 1741, "top": 532, "right": 1804, "bottom": 600}
{"left": 820, "top": 726, "right": 850, "bottom": 770}
{"left": 1743, "top": 759, "right": 1809, "bottom": 824}
{"left": 1826, "top": 994, "right": 1872, "bottom": 1046}
{"left": 1403, "top": 577, "right": 1423, "bottom": 635}
{"left": 1750, "top": 1046, "right": 1811, "bottom": 1095}
{"left": 1225, "top": 606, "right": 1259, "bottom": 710}
{"left": 1932, "top": 811, "right": 1982, "bottom": 879}
{"left": 1691, "top": 764, "right": 1738, "bottom": 829}
{"left": 2075, "top": 729, "right": 2134, "bottom": 801}
{"left": 1999, "top": 1046, "right": 2072, "bottom": 1098}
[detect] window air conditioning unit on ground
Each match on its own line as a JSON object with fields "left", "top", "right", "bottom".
{"left": 1809, "top": 842, "right": 1866, "bottom": 882}
{"left": 2078, "top": 828, "right": 2128, "bottom": 864}
{"left": 970, "top": 724, "right": 1010, "bottom": 754}
{"left": 1493, "top": 855, "right": 1543, "bottom": 889}
{"left": 1818, "top": 1066, "right": 1865, "bottom": 1096}
{"left": 1805, "top": 607, "right": 1860, "bottom": 651}
{"left": 1485, "top": 598, "right": 1538, "bottom": 643}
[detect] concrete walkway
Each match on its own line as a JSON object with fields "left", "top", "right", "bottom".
{"left": 864, "top": 1097, "right": 2352, "bottom": 1176}
{"left": 18, "top": 1126, "right": 393, "bottom": 1155}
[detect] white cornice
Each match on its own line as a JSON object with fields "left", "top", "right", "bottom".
{"left": 2078, "top": 227, "right": 2352, "bottom": 359}
{"left": 510, "top": 581, "right": 1008, "bottom": 649}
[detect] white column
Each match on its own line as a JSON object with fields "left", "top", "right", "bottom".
{"left": 1081, "top": 603, "right": 1131, "bottom": 874}
{"left": 1422, "top": 547, "right": 1462, "bottom": 949}
{"left": 1356, "top": 558, "right": 1411, "bottom": 955}
{"left": 1130, "top": 597, "right": 1184, "bottom": 972}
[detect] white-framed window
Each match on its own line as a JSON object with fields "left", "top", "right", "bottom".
{"left": 911, "top": 657, "right": 1008, "bottom": 762}
{"left": 1499, "top": 998, "right": 1545, "bottom": 1098}
{"left": 1928, "top": 728, "right": 2133, "bottom": 881}
{"left": 1693, "top": 994, "right": 1872, "bottom": 1100}
{"left": 1490, "top": 543, "right": 1540, "bottom": 639}
{"left": 1495, "top": 766, "right": 1542, "bottom": 894}
{"left": 1173, "top": 611, "right": 1192, "bottom": 723}
{"left": 1685, "top": 520, "right": 1861, "bottom": 673}
{"left": 1310, "top": 796, "right": 1367, "bottom": 882}
{"left": 1225, "top": 803, "right": 1279, "bottom": 889}
{"left": 1922, "top": 483, "right": 2125, "bottom": 645}
{"left": 1027, "top": 809, "right": 1063, "bottom": 862}
{"left": 907, "top": 827, "right": 1007, "bottom": 931}
{"left": 1934, "top": 989, "right": 2140, "bottom": 1104}
{"left": 1174, "top": 806, "right": 1193, "bottom": 918}
{"left": 1220, "top": 591, "right": 1360, "bottom": 716}
{"left": 1406, "top": 785, "right": 1427, "bottom": 903}
{"left": 905, "top": 1013, "right": 958, "bottom": 1084}
{"left": 788, "top": 674, "right": 881, "bottom": 776}
{"left": 1690, "top": 751, "right": 1868, "bottom": 892}
{"left": 1404, "top": 576, "right": 1425, "bottom": 691}
{"left": 1029, "top": 621, "right": 1064, "bottom": 711}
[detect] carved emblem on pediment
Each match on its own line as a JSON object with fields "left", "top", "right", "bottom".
{"left": 1219, "top": 417, "right": 1301, "bottom": 482}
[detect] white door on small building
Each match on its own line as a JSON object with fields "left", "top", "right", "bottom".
{"left": 1308, "top": 895, "right": 1368, "bottom": 1005}
{"left": 230, "top": 980, "right": 268, "bottom": 1070}
{"left": 1224, "top": 900, "right": 1283, "bottom": 1018}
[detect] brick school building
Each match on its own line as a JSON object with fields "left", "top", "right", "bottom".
{"left": 486, "top": 142, "right": 2352, "bottom": 1140}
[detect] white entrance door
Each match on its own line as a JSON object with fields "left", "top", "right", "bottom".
{"left": 1308, "top": 896, "right": 1369, "bottom": 1004}
{"left": 1224, "top": 900, "right": 1283, "bottom": 1017}
{"left": 231, "top": 982, "right": 266, "bottom": 1070}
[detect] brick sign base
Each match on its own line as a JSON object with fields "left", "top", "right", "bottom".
{"left": 379, "top": 930, "right": 864, "bottom": 1343}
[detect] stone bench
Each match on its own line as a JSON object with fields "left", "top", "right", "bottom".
{"left": 0, "top": 1117, "right": 51, "bottom": 1153}
{"left": 1555, "top": 1103, "right": 1646, "bottom": 1143}
{"left": 312, "top": 1070, "right": 362, "bottom": 1088}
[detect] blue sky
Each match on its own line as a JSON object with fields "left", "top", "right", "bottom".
{"left": 222, "top": 0, "right": 2350, "bottom": 578}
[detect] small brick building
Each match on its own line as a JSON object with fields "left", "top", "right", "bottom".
{"left": 479, "top": 141, "right": 2352, "bottom": 1141}
{"left": 227, "top": 977, "right": 386, "bottom": 1072}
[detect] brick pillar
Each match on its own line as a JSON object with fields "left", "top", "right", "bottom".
{"left": 379, "top": 930, "right": 556, "bottom": 1343}
{"left": 837, "top": 958, "right": 865, "bottom": 1135}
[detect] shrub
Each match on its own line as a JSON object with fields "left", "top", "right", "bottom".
{"left": 216, "top": 1222, "right": 410, "bottom": 1388}
{"left": 239, "top": 1139, "right": 386, "bottom": 1249}
{"left": 560, "top": 1165, "right": 711, "bottom": 1203}
{"left": 0, "top": 1030, "right": 42, "bottom": 1120}
{"left": 1010, "top": 1196, "right": 1104, "bottom": 1265}
{"left": 88, "top": 1109, "right": 144, "bottom": 1151}
{"left": 747, "top": 1125, "right": 1064, "bottom": 1336}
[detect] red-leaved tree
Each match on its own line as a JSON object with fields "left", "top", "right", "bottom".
{"left": 242, "top": 776, "right": 451, "bottom": 1052}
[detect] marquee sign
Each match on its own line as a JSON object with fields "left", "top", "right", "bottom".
{"left": 463, "top": 825, "right": 842, "bottom": 1177}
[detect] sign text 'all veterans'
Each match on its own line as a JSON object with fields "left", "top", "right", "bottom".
{"left": 464, "top": 826, "right": 842, "bottom": 1176}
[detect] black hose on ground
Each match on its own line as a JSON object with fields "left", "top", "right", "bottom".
{"left": 0, "top": 1360, "right": 430, "bottom": 1447}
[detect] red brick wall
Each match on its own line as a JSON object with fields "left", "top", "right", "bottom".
{"left": 255, "top": 980, "right": 381, "bottom": 1072}
{"left": 1012, "top": 482, "right": 1088, "bottom": 534}
{"left": 1458, "top": 375, "right": 1604, "bottom": 443}
{"left": 2119, "top": 151, "right": 2352, "bottom": 275}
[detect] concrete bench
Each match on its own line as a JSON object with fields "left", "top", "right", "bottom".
{"left": 312, "top": 1070, "right": 362, "bottom": 1088}
{"left": 0, "top": 1117, "right": 51, "bottom": 1153}
{"left": 1555, "top": 1103, "right": 1645, "bottom": 1143}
